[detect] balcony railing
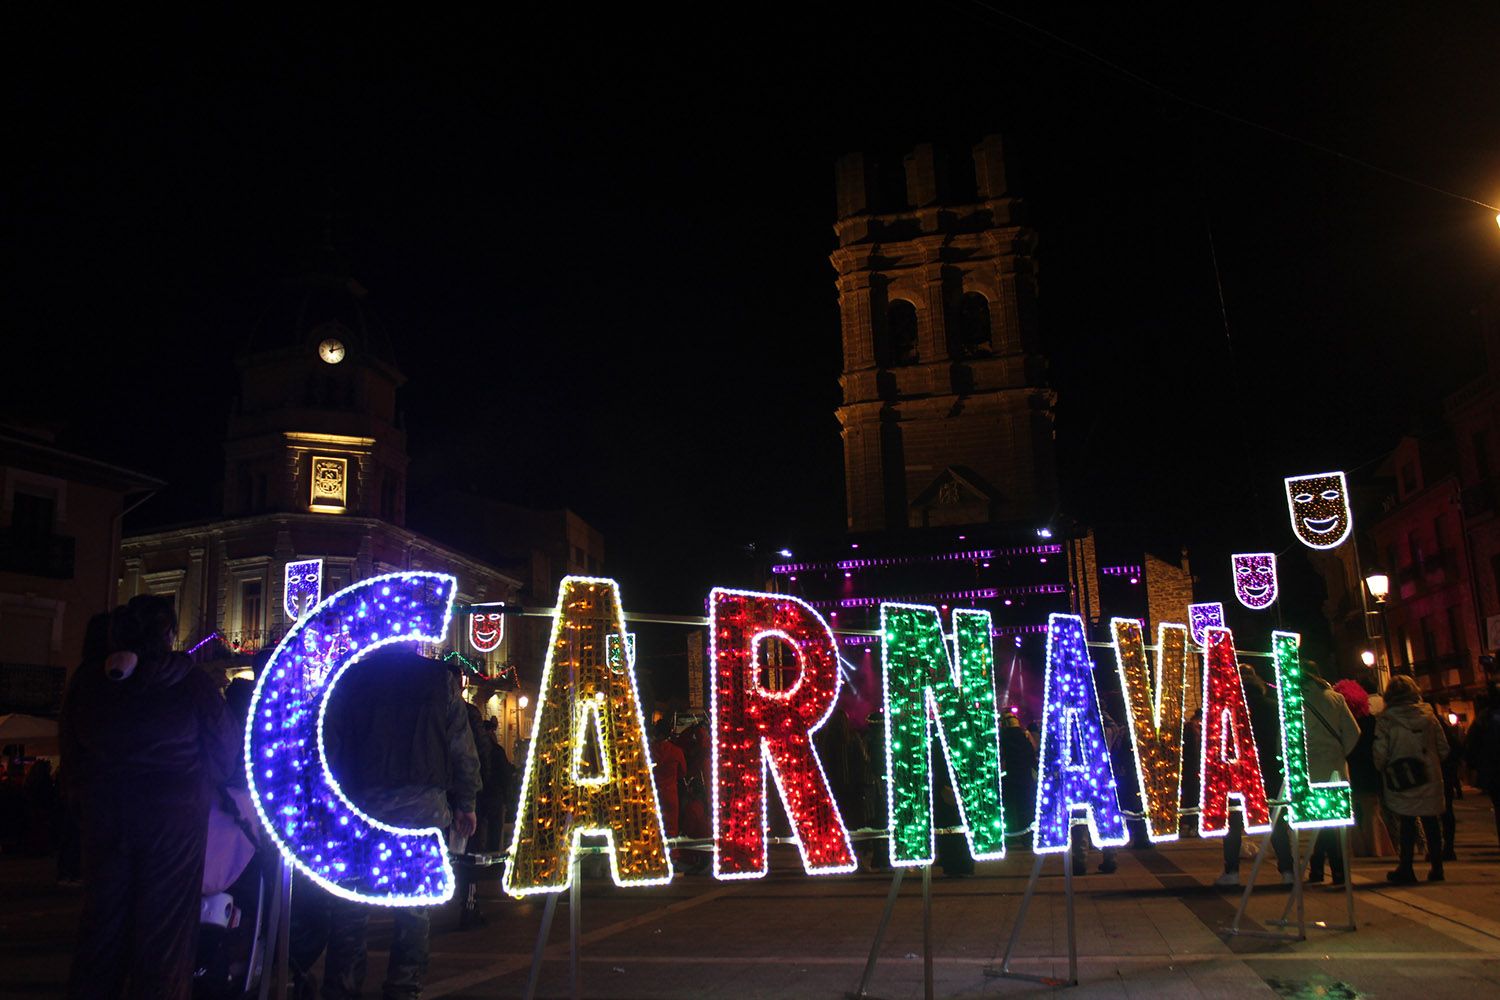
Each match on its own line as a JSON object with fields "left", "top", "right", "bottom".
{"left": 0, "top": 528, "right": 75, "bottom": 579}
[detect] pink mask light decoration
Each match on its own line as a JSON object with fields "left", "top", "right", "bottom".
{"left": 1187, "top": 602, "right": 1225, "bottom": 647}
{"left": 469, "top": 611, "right": 505, "bottom": 654}
{"left": 1232, "top": 553, "right": 1278, "bottom": 610}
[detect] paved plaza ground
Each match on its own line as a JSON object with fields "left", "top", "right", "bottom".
{"left": 4, "top": 795, "right": 1499, "bottom": 999}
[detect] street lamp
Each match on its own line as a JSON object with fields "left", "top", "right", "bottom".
{"left": 1365, "top": 571, "right": 1397, "bottom": 682}
{"left": 1360, "top": 650, "right": 1376, "bottom": 667}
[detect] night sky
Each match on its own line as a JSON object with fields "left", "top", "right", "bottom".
{"left": 8, "top": 6, "right": 1499, "bottom": 625}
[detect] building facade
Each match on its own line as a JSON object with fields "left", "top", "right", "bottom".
{"left": 118, "top": 268, "right": 541, "bottom": 748}
{"left": 0, "top": 426, "right": 161, "bottom": 715}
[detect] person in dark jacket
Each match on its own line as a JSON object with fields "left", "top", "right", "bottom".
{"left": 1374, "top": 674, "right": 1448, "bottom": 884}
{"left": 292, "top": 648, "right": 481, "bottom": 999}
{"left": 1436, "top": 708, "right": 1463, "bottom": 862}
{"left": 1333, "top": 679, "right": 1394, "bottom": 858}
{"left": 60, "top": 596, "right": 237, "bottom": 1000}
{"left": 999, "top": 712, "right": 1037, "bottom": 844}
{"left": 475, "top": 718, "right": 513, "bottom": 853}
{"left": 1466, "top": 680, "right": 1500, "bottom": 849}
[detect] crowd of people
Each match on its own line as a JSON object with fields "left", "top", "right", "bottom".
{"left": 5, "top": 598, "right": 1500, "bottom": 999}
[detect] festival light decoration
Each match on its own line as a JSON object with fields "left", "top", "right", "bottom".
{"left": 1032, "top": 614, "right": 1128, "bottom": 853}
{"left": 880, "top": 604, "right": 1006, "bottom": 867}
{"left": 504, "top": 577, "right": 671, "bottom": 896}
{"left": 710, "top": 588, "right": 857, "bottom": 879}
{"left": 1285, "top": 471, "right": 1353, "bottom": 549}
{"left": 1187, "top": 602, "right": 1225, "bottom": 647}
{"left": 1198, "top": 626, "right": 1271, "bottom": 837}
{"left": 245, "top": 571, "right": 458, "bottom": 906}
{"left": 1110, "top": 618, "right": 1189, "bottom": 842}
{"left": 283, "top": 559, "right": 323, "bottom": 621}
{"left": 468, "top": 610, "right": 505, "bottom": 653}
{"left": 1232, "top": 553, "right": 1278, "bottom": 610}
{"left": 1271, "top": 630, "right": 1354, "bottom": 828}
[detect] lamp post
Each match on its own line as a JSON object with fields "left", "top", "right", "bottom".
{"left": 1365, "top": 571, "right": 1395, "bottom": 687}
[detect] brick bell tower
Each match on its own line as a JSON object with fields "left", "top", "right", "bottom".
{"left": 832, "top": 136, "right": 1058, "bottom": 534}
{"left": 834, "top": 137, "right": 1056, "bottom": 536}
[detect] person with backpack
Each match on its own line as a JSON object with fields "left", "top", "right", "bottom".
{"left": 1373, "top": 675, "right": 1448, "bottom": 884}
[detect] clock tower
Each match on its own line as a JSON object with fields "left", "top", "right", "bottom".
{"left": 223, "top": 266, "right": 409, "bottom": 525}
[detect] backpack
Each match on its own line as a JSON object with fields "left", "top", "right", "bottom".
{"left": 1383, "top": 755, "right": 1428, "bottom": 792}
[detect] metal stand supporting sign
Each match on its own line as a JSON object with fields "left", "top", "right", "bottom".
{"left": 983, "top": 851, "right": 1079, "bottom": 988}
{"left": 846, "top": 865, "right": 934, "bottom": 1000}
{"left": 1226, "top": 802, "right": 1306, "bottom": 941}
{"left": 1271, "top": 825, "right": 1356, "bottom": 933}
{"left": 522, "top": 855, "right": 583, "bottom": 1000}
{"left": 257, "top": 855, "right": 294, "bottom": 1000}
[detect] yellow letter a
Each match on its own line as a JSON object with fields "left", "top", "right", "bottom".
{"left": 503, "top": 577, "right": 672, "bottom": 895}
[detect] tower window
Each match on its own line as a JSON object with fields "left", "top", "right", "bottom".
{"left": 958, "top": 292, "right": 993, "bottom": 356}
{"left": 885, "top": 300, "right": 919, "bottom": 366}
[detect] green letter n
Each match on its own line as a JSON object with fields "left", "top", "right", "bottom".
{"left": 881, "top": 603, "right": 1006, "bottom": 867}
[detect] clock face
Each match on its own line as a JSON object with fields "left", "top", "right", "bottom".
{"left": 318, "top": 338, "right": 346, "bottom": 365}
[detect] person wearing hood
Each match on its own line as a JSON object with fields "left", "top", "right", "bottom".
{"left": 1300, "top": 665, "right": 1360, "bottom": 885}
{"left": 1373, "top": 674, "right": 1448, "bottom": 884}
{"left": 60, "top": 595, "right": 237, "bottom": 999}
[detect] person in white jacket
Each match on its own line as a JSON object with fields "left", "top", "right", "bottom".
{"left": 1302, "top": 668, "right": 1360, "bottom": 885}
{"left": 1373, "top": 675, "right": 1449, "bottom": 884}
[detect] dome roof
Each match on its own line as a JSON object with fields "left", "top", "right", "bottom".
{"left": 245, "top": 253, "right": 398, "bottom": 368}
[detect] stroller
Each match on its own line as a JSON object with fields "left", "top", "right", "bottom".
{"left": 194, "top": 786, "right": 276, "bottom": 999}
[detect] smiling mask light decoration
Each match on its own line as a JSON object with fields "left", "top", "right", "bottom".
{"left": 469, "top": 611, "right": 505, "bottom": 654}
{"left": 1285, "top": 472, "right": 1353, "bottom": 550}
{"left": 1231, "top": 553, "right": 1278, "bottom": 610}
{"left": 283, "top": 559, "right": 323, "bottom": 621}
{"left": 1187, "top": 602, "right": 1225, "bottom": 647}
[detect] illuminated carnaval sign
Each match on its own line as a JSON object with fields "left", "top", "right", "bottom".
{"left": 246, "top": 571, "right": 458, "bottom": 906}
{"left": 248, "top": 574, "right": 1320, "bottom": 894}
{"left": 1110, "top": 618, "right": 1188, "bottom": 842}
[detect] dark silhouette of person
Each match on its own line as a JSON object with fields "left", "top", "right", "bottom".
{"left": 291, "top": 648, "right": 480, "bottom": 999}
{"left": 60, "top": 595, "right": 237, "bottom": 999}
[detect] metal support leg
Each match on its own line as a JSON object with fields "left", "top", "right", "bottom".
{"left": 522, "top": 890, "right": 561, "bottom": 1000}
{"left": 1064, "top": 853, "right": 1078, "bottom": 986}
{"left": 569, "top": 857, "right": 581, "bottom": 1000}
{"left": 1227, "top": 805, "right": 1305, "bottom": 941}
{"left": 1340, "top": 825, "right": 1357, "bottom": 931}
{"left": 985, "top": 852, "right": 1077, "bottom": 987}
{"left": 256, "top": 858, "right": 286, "bottom": 1000}
{"left": 922, "top": 865, "right": 933, "bottom": 1000}
{"left": 275, "top": 861, "right": 292, "bottom": 1000}
{"left": 1229, "top": 804, "right": 1279, "bottom": 936}
{"left": 846, "top": 868, "right": 905, "bottom": 1000}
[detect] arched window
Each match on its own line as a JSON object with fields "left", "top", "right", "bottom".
{"left": 958, "top": 292, "right": 992, "bottom": 356}
{"left": 887, "top": 300, "right": 919, "bottom": 366}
